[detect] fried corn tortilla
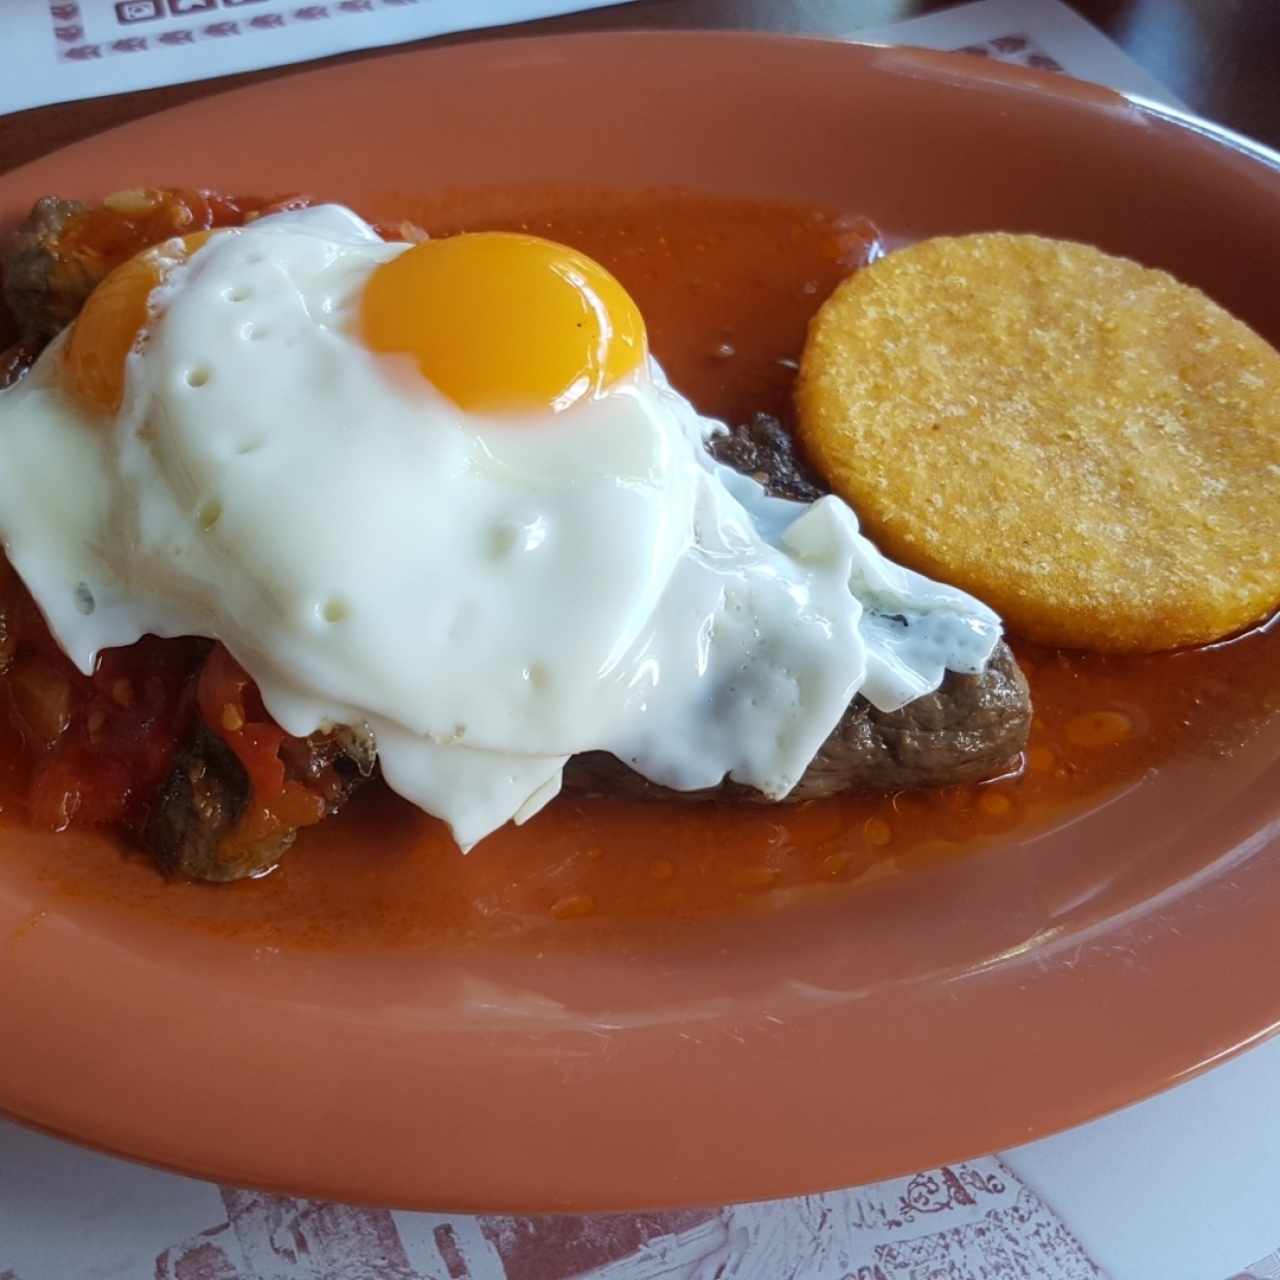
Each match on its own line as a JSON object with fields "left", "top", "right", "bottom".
{"left": 796, "top": 233, "right": 1280, "bottom": 651}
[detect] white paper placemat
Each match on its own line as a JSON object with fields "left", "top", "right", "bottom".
{"left": 855, "top": 0, "right": 1179, "bottom": 107}
{"left": 2, "top": 2, "right": 1277, "bottom": 1278}
{"left": 0, "top": 0, "right": 636, "bottom": 116}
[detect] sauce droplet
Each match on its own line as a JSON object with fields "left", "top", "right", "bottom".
{"left": 549, "top": 892, "right": 596, "bottom": 920}
{"left": 863, "top": 817, "right": 893, "bottom": 847}
{"left": 821, "top": 851, "right": 852, "bottom": 877}
{"left": 732, "top": 866, "right": 780, "bottom": 891}
{"left": 1065, "top": 710, "right": 1134, "bottom": 748}
{"left": 979, "top": 791, "right": 1014, "bottom": 818}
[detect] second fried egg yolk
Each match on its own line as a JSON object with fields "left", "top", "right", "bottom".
{"left": 360, "top": 232, "right": 648, "bottom": 414}
{"left": 63, "top": 230, "right": 214, "bottom": 415}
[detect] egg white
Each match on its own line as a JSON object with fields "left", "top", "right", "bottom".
{"left": 0, "top": 206, "right": 1001, "bottom": 849}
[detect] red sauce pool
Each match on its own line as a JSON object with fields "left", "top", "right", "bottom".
{"left": 3, "top": 188, "right": 1279, "bottom": 950}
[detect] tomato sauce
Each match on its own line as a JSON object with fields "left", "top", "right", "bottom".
{"left": 1, "top": 187, "right": 1278, "bottom": 950}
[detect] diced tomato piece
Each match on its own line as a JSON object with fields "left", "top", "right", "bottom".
{"left": 197, "top": 645, "right": 286, "bottom": 800}
{"left": 196, "top": 644, "right": 330, "bottom": 847}
{"left": 59, "top": 188, "right": 314, "bottom": 281}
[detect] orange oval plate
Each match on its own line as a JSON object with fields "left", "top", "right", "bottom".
{"left": 1, "top": 34, "right": 1279, "bottom": 1213}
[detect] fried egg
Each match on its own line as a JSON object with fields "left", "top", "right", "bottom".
{"left": 0, "top": 206, "right": 1001, "bottom": 848}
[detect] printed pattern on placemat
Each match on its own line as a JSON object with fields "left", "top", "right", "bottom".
{"left": 135, "top": 1158, "right": 1107, "bottom": 1280}
{"left": 48, "top": 0, "right": 425, "bottom": 63}
{"left": 155, "top": 1189, "right": 420, "bottom": 1279}
{"left": 1237, "top": 1249, "right": 1280, "bottom": 1280}
{"left": 47, "top": 6, "right": 1073, "bottom": 75}
{"left": 950, "top": 31, "right": 1064, "bottom": 72}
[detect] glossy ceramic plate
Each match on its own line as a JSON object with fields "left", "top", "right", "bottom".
{"left": 1, "top": 33, "right": 1279, "bottom": 1213}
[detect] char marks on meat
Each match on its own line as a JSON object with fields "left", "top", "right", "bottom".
{"left": 2, "top": 198, "right": 94, "bottom": 345}
{"left": 2, "top": 197, "right": 98, "bottom": 389}
{"left": 143, "top": 722, "right": 375, "bottom": 882}
{"left": 707, "top": 412, "right": 827, "bottom": 504}
{"left": 143, "top": 725, "right": 278, "bottom": 882}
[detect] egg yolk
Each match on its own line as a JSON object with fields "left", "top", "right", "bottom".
{"left": 63, "top": 230, "right": 215, "bottom": 415}
{"left": 360, "top": 232, "right": 647, "bottom": 414}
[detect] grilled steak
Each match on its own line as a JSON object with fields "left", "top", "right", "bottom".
{"left": 143, "top": 724, "right": 280, "bottom": 882}
{"left": 2, "top": 197, "right": 98, "bottom": 389}
{"left": 143, "top": 721, "right": 375, "bottom": 882}
{"left": 707, "top": 412, "right": 827, "bottom": 504}
{"left": 564, "top": 643, "right": 1028, "bottom": 802}
{"left": 604, "top": 415, "right": 1032, "bottom": 799}
{"left": 2, "top": 197, "right": 95, "bottom": 347}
